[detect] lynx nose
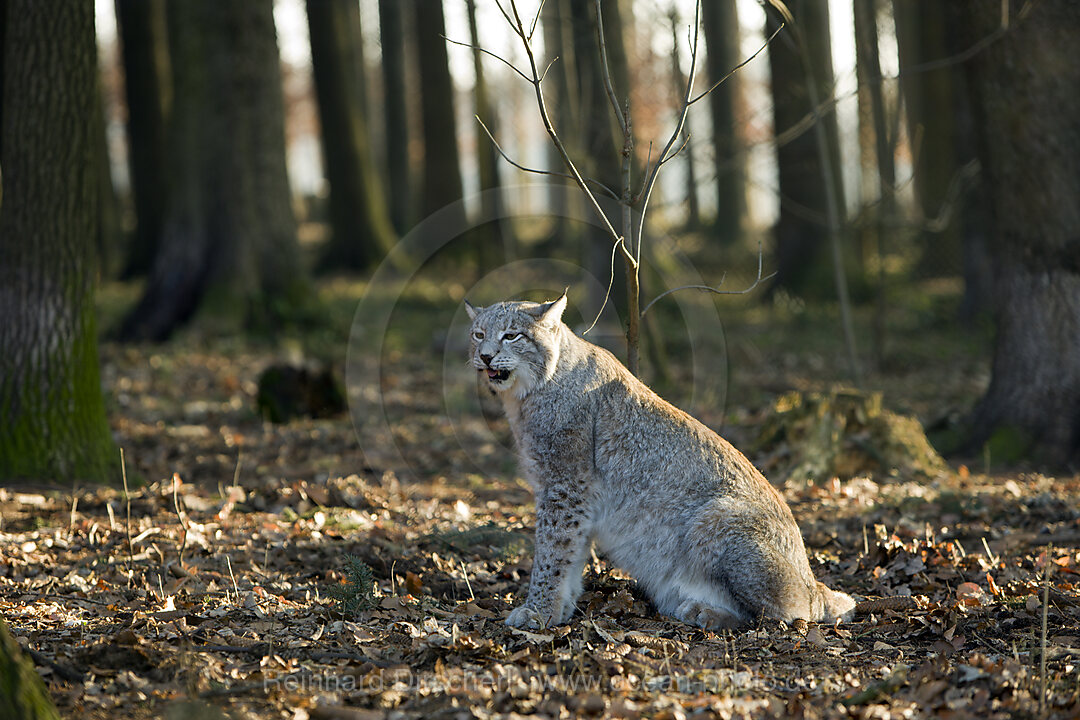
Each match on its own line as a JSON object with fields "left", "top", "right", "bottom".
{"left": 480, "top": 352, "right": 494, "bottom": 365}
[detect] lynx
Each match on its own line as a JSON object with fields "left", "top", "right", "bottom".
{"left": 465, "top": 293, "right": 855, "bottom": 631}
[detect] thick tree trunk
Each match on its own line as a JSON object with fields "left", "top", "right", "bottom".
{"left": 308, "top": 0, "right": 396, "bottom": 271}
{"left": 0, "top": 619, "right": 60, "bottom": 720}
{"left": 766, "top": 0, "right": 846, "bottom": 298}
{"left": 118, "top": 0, "right": 308, "bottom": 341}
{"left": 413, "top": 0, "right": 465, "bottom": 228}
{"left": 0, "top": 0, "right": 117, "bottom": 483}
{"left": 115, "top": 0, "right": 170, "bottom": 278}
{"left": 962, "top": 0, "right": 1080, "bottom": 466}
{"left": 701, "top": 0, "right": 744, "bottom": 243}
{"left": 378, "top": 0, "right": 411, "bottom": 235}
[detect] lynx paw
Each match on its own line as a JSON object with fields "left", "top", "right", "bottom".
{"left": 505, "top": 606, "right": 547, "bottom": 630}
{"left": 674, "top": 600, "right": 741, "bottom": 630}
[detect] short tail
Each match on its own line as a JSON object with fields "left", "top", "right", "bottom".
{"left": 817, "top": 582, "right": 856, "bottom": 622}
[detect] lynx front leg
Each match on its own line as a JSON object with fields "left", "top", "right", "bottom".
{"left": 506, "top": 490, "right": 591, "bottom": 630}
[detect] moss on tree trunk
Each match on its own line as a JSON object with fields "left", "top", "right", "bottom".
{"left": 0, "top": 0, "right": 117, "bottom": 483}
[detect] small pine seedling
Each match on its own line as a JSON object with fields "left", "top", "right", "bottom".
{"left": 328, "top": 555, "right": 377, "bottom": 616}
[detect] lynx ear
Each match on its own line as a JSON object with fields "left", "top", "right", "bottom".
{"left": 535, "top": 291, "right": 567, "bottom": 327}
{"left": 465, "top": 300, "right": 481, "bottom": 321}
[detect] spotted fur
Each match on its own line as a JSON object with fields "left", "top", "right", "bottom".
{"left": 465, "top": 294, "right": 855, "bottom": 630}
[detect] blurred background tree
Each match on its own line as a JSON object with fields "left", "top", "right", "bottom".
{"left": 307, "top": 0, "right": 396, "bottom": 271}
{"left": 117, "top": 0, "right": 308, "bottom": 341}
{"left": 3, "top": 0, "right": 1078, "bottom": 487}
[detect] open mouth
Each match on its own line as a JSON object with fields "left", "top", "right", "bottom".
{"left": 484, "top": 368, "right": 511, "bottom": 383}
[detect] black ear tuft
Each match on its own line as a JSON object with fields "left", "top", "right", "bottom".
{"left": 465, "top": 300, "right": 481, "bottom": 321}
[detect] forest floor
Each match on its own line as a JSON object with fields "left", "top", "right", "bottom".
{"left": 2, "top": 273, "right": 1079, "bottom": 719}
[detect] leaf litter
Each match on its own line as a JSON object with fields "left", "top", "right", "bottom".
{"left": 1, "top": 317, "right": 1080, "bottom": 719}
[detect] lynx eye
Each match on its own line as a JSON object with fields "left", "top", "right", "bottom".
{"left": 472, "top": 331, "right": 484, "bottom": 340}
{"left": 502, "top": 332, "right": 523, "bottom": 342}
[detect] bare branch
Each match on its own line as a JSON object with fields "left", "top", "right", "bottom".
{"left": 581, "top": 237, "right": 627, "bottom": 336}
{"left": 539, "top": 55, "right": 559, "bottom": 84}
{"left": 492, "top": 0, "right": 523, "bottom": 40}
{"left": 505, "top": 0, "right": 625, "bottom": 248}
{"left": 475, "top": 116, "right": 620, "bottom": 200}
{"left": 635, "top": 0, "right": 702, "bottom": 262}
{"left": 528, "top": 0, "right": 547, "bottom": 42}
{"left": 593, "top": 0, "right": 627, "bottom": 131}
{"left": 658, "top": 133, "right": 691, "bottom": 168}
{"left": 640, "top": 240, "right": 776, "bottom": 317}
{"left": 442, "top": 35, "right": 531, "bottom": 82}
{"left": 689, "top": 22, "right": 784, "bottom": 106}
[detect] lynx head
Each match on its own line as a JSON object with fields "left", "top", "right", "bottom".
{"left": 465, "top": 293, "right": 567, "bottom": 398}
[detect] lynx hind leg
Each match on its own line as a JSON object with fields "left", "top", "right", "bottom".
{"left": 690, "top": 498, "right": 825, "bottom": 624}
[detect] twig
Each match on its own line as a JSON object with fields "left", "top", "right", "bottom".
{"left": 227, "top": 555, "right": 240, "bottom": 602}
{"left": 640, "top": 239, "right": 774, "bottom": 316}
{"left": 121, "top": 448, "right": 134, "bottom": 579}
{"left": 441, "top": 35, "right": 530, "bottom": 82}
{"left": 1041, "top": 545, "right": 1051, "bottom": 716}
{"left": 505, "top": 0, "right": 626, "bottom": 255}
{"left": 593, "top": 0, "right": 626, "bottom": 131}
{"left": 475, "top": 116, "right": 619, "bottom": 200}
{"left": 635, "top": 0, "right": 704, "bottom": 263}
{"left": 582, "top": 238, "right": 627, "bottom": 336}
{"left": 460, "top": 560, "right": 475, "bottom": 602}
{"left": 527, "top": 0, "right": 546, "bottom": 42}
{"left": 689, "top": 22, "right": 785, "bottom": 105}
{"left": 171, "top": 472, "right": 189, "bottom": 567}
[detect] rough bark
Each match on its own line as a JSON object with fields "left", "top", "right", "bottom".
{"left": 962, "top": 0, "right": 1080, "bottom": 466}
{"left": 308, "top": 0, "right": 396, "bottom": 271}
{"left": 893, "top": 0, "right": 961, "bottom": 278}
{"left": 118, "top": 0, "right": 308, "bottom": 341}
{"left": 115, "top": 0, "right": 170, "bottom": 278}
{"left": 0, "top": 0, "right": 117, "bottom": 483}
{"left": 412, "top": 0, "right": 466, "bottom": 228}
{"left": 766, "top": 0, "right": 846, "bottom": 298}
{"left": 701, "top": 0, "right": 744, "bottom": 243}
{"left": 0, "top": 619, "right": 60, "bottom": 720}
{"left": 378, "top": 0, "right": 412, "bottom": 234}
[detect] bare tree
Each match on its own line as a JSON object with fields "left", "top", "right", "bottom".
{"left": 457, "top": 0, "right": 774, "bottom": 375}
